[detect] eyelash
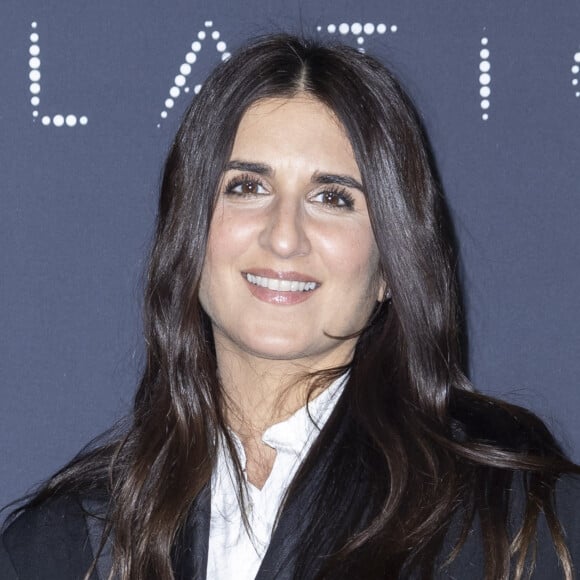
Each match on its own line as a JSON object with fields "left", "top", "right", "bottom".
{"left": 224, "top": 173, "right": 268, "bottom": 197}
{"left": 312, "top": 187, "right": 355, "bottom": 210}
{"left": 223, "top": 173, "right": 355, "bottom": 210}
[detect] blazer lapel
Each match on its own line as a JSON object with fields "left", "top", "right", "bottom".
{"left": 254, "top": 462, "right": 323, "bottom": 580}
{"left": 173, "top": 467, "right": 321, "bottom": 580}
{"left": 176, "top": 398, "right": 359, "bottom": 580}
{"left": 255, "top": 409, "right": 353, "bottom": 580}
{"left": 255, "top": 399, "right": 376, "bottom": 580}
{"left": 173, "top": 484, "right": 211, "bottom": 580}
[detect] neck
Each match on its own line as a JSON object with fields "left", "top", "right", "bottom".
{"left": 214, "top": 343, "right": 351, "bottom": 489}
{"left": 215, "top": 346, "right": 351, "bottom": 438}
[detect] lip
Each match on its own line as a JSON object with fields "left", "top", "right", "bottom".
{"left": 241, "top": 268, "right": 321, "bottom": 305}
{"left": 243, "top": 268, "right": 320, "bottom": 283}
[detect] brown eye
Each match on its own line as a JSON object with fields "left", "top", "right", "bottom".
{"left": 323, "top": 192, "right": 343, "bottom": 206}
{"left": 311, "top": 189, "right": 355, "bottom": 210}
{"left": 239, "top": 181, "right": 260, "bottom": 194}
{"left": 225, "top": 176, "right": 268, "bottom": 196}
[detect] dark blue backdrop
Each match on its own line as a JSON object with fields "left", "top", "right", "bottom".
{"left": 2, "top": 0, "right": 580, "bottom": 514}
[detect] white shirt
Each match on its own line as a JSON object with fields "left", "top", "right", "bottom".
{"left": 206, "top": 374, "right": 347, "bottom": 580}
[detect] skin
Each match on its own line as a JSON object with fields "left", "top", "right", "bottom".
{"left": 199, "top": 95, "right": 385, "bottom": 486}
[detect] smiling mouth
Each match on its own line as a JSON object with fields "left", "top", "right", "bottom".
{"left": 243, "top": 273, "right": 319, "bottom": 292}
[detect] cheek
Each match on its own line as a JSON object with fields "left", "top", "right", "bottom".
{"left": 198, "top": 211, "right": 257, "bottom": 307}
{"left": 208, "top": 207, "right": 258, "bottom": 256}
{"left": 321, "top": 227, "right": 381, "bottom": 289}
{"left": 203, "top": 215, "right": 245, "bottom": 269}
{"left": 198, "top": 221, "right": 228, "bottom": 310}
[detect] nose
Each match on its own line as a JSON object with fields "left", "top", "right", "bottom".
{"left": 258, "top": 196, "right": 311, "bottom": 258}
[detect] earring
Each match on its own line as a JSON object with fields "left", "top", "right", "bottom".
{"left": 379, "top": 288, "right": 391, "bottom": 303}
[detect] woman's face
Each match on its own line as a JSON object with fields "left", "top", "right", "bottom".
{"left": 199, "top": 96, "right": 385, "bottom": 369}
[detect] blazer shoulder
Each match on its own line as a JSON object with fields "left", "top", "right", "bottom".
{"left": 554, "top": 474, "right": 580, "bottom": 545}
{"left": 512, "top": 472, "right": 580, "bottom": 577}
{"left": 1, "top": 494, "right": 104, "bottom": 579}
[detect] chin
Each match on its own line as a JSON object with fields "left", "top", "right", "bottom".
{"left": 240, "top": 337, "right": 313, "bottom": 361}
{"left": 234, "top": 331, "right": 351, "bottom": 367}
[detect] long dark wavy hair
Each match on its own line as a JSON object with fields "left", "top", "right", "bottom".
{"left": 7, "top": 34, "right": 580, "bottom": 579}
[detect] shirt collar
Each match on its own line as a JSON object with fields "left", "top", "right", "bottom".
{"left": 260, "top": 372, "right": 348, "bottom": 456}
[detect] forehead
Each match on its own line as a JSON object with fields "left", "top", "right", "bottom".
{"left": 230, "top": 96, "right": 360, "bottom": 179}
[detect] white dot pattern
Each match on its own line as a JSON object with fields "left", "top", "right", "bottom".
{"left": 159, "top": 21, "right": 230, "bottom": 125}
{"left": 573, "top": 52, "right": 580, "bottom": 98}
{"left": 29, "top": 22, "right": 574, "bottom": 127}
{"left": 479, "top": 36, "right": 491, "bottom": 120}
{"left": 29, "top": 22, "right": 87, "bottom": 127}
{"left": 322, "top": 21, "right": 397, "bottom": 53}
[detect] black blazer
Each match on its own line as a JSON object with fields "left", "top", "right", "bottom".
{"left": 0, "top": 473, "right": 338, "bottom": 580}
{"left": 3, "top": 396, "right": 580, "bottom": 580}
{"left": 2, "top": 473, "right": 580, "bottom": 579}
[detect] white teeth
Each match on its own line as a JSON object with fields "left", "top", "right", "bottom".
{"left": 244, "top": 273, "right": 318, "bottom": 292}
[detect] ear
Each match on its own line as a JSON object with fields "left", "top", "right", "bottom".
{"left": 376, "top": 277, "right": 390, "bottom": 302}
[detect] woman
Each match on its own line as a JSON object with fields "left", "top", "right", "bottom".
{"left": 1, "top": 34, "right": 579, "bottom": 580}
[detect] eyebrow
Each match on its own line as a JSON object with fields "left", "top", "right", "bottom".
{"left": 225, "top": 160, "right": 273, "bottom": 176}
{"left": 225, "top": 160, "right": 364, "bottom": 192}
{"left": 312, "top": 172, "right": 364, "bottom": 192}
